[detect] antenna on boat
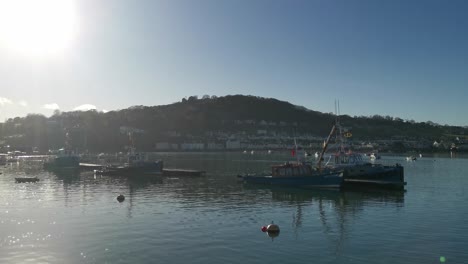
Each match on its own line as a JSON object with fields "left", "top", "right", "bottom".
{"left": 335, "top": 100, "right": 345, "bottom": 153}
{"left": 294, "top": 137, "right": 299, "bottom": 164}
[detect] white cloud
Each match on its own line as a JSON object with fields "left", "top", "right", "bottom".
{"left": 0, "top": 97, "right": 13, "bottom": 105}
{"left": 43, "top": 103, "right": 60, "bottom": 110}
{"left": 18, "top": 100, "right": 28, "bottom": 107}
{"left": 73, "top": 104, "right": 97, "bottom": 111}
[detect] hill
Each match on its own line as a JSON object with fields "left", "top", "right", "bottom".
{"left": 0, "top": 95, "right": 466, "bottom": 153}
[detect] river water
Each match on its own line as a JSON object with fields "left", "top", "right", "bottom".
{"left": 1, "top": 152, "right": 467, "bottom": 264}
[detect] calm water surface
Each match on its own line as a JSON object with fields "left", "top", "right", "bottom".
{"left": 1, "top": 152, "right": 467, "bottom": 263}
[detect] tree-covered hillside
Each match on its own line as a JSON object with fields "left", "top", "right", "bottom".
{"left": 0, "top": 95, "right": 466, "bottom": 153}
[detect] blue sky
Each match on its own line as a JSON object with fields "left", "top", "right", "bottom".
{"left": 0, "top": 0, "right": 467, "bottom": 126}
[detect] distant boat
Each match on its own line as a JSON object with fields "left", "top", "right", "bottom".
{"left": 44, "top": 148, "right": 80, "bottom": 170}
{"left": 369, "top": 153, "right": 381, "bottom": 160}
{"left": 0, "top": 153, "right": 7, "bottom": 166}
{"left": 15, "top": 177, "right": 40, "bottom": 183}
{"left": 406, "top": 156, "right": 417, "bottom": 161}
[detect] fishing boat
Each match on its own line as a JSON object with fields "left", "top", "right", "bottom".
{"left": 43, "top": 148, "right": 80, "bottom": 170}
{"left": 240, "top": 162, "right": 343, "bottom": 188}
{"left": 316, "top": 114, "right": 406, "bottom": 190}
{"left": 325, "top": 151, "right": 405, "bottom": 189}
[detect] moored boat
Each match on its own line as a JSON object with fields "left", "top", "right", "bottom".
{"left": 44, "top": 148, "right": 80, "bottom": 170}
{"left": 323, "top": 151, "right": 405, "bottom": 189}
{"left": 15, "top": 177, "right": 40, "bottom": 183}
{"left": 316, "top": 111, "right": 406, "bottom": 190}
{"left": 240, "top": 162, "right": 343, "bottom": 188}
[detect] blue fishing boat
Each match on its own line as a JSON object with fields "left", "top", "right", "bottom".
{"left": 240, "top": 162, "right": 343, "bottom": 188}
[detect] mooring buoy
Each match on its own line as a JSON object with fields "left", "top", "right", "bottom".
{"left": 117, "top": 194, "right": 125, "bottom": 202}
{"left": 266, "top": 221, "right": 280, "bottom": 233}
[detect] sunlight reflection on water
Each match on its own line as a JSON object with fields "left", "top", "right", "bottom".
{"left": 0, "top": 153, "right": 467, "bottom": 263}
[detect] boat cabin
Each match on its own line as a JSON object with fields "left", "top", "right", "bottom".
{"left": 325, "top": 152, "right": 367, "bottom": 168}
{"left": 272, "top": 163, "right": 313, "bottom": 177}
{"left": 57, "top": 148, "right": 76, "bottom": 157}
{"left": 128, "top": 152, "right": 147, "bottom": 165}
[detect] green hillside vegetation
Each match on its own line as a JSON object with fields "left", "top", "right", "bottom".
{"left": 0, "top": 95, "right": 466, "bottom": 153}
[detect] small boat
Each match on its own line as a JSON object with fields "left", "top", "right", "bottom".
{"left": 15, "top": 177, "right": 40, "bottom": 183}
{"left": 406, "top": 156, "right": 417, "bottom": 161}
{"left": 240, "top": 162, "right": 343, "bottom": 188}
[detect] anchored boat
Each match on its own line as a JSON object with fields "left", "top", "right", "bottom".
{"left": 15, "top": 177, "right": 40, "bottom": 183}
{"left": 44, "top": 148, "right": 80, "bottom": 170}
{"left": 316, "top": 113, "right": 406, "bottom": 190}
{"left": 240, "top": 162, "right": 343, "bottom": 188}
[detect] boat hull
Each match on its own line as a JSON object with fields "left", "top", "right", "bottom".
{"left": 241, "top": 172, "right": 343, "bottom": 188}
{"left": 15, "top": 177, "right": 40, "bottom": 183}
{"left": 342, "top": 164, "right": 405, "bottom": 189}
{"left": 44, "top": 156, "right": 80, "bottom": 170}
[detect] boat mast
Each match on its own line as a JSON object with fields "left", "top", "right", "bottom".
{"left": 335, "top": 100, "right": 345, "bottom": 153}
{"left": 317, "top": 124, "right": 336, "bottom": 170}
{"left": 294, "top": 137, "right": 299, "bottom": 164}
{"left": 316, "top": 100, "right": 342, "bottom": 170}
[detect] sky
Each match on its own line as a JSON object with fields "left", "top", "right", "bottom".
{"left": 0, "top": 0, "right": 467, "bottom": 126}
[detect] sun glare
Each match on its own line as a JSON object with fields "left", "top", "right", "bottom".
{"left": 0, "top": 0, "right": 78, "bottom": 57}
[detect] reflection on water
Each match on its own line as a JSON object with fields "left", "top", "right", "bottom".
{"left": 1, "top": 153, "right": 468, "bottom": 263}
{"left": 243, "top": 185, "right": 405, "bottom": 252}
